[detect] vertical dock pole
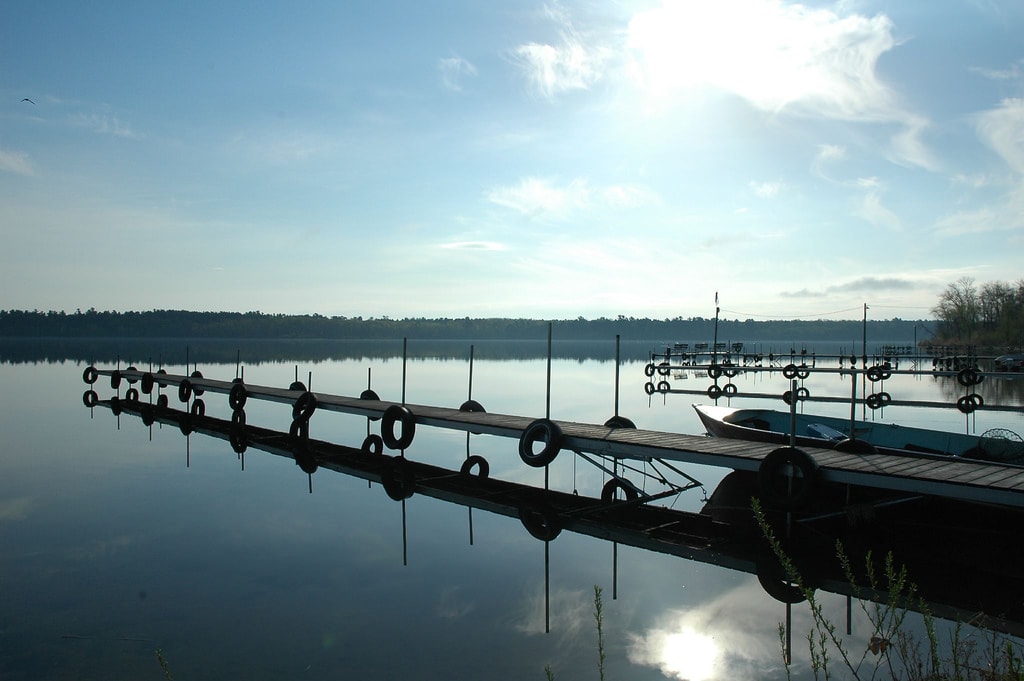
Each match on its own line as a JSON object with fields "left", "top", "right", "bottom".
{"left": 613, "top": 334, "right": 621, "bottom": 418}
{"left": 402, "top": 338, "right": 408, "bottom": 405}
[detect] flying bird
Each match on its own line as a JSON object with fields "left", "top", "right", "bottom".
{"left": 22, "top": 98, "right": 35, "bottom": 104}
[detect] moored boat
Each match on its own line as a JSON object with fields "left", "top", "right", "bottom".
{"left": 692, "top": 403, "right": 1024, "bottom": 464}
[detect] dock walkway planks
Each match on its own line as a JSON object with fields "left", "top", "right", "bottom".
{"left": 96, "top": 369, "right": 1024, "bottom": 509}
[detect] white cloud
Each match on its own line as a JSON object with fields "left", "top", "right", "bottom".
{"left": 970, "top": 59, "right": 1024, "bottom": 81}
{"left": 750, "top": 181, "right": 784, "bottom": 198}
{"left": 486, "top": 177, "right": 657, "bottom": 219}
{"left": 625, "top": 0, "right": 934, "bottom": 168}
{"left": 976, "top": 98, "right": 1024, "bottom": 174}
{"left": 812, "top": 144, "right": 846, "bottom": 180}
{"left": 438, "top": 56, "right": 478, "bottom": 92}
{"left": 487, "top": 177, "right": 591, "bottom": 219}
{"left": 934, "top": 98, "right": 1024, "bottom": 236}
{"left": 601, "top": 184, "right": 659, "bottom": 207}
{"left": 513, "top": 5, "right": 609, "bottom": 98}
{"left": 69, "top": 112, "right": 138, "bottom": 138}
{"left": 855, "top": 191, "right": 902, "bottom": 230}
{"left": 0, "top": 149, "right": 34, "bottom": 176}
{"left": 438, "top": 240, "right": 506, "bottom": 251}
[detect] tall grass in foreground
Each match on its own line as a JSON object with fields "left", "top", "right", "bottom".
{"left": 753, "top": 498, "right": 1024, "bottom": 681}
{"left": 546, "top": 584, "right": 607, "bottom": 681}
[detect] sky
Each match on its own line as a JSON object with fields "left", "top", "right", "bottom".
{"left": 2, "top": 0, "right": 1023, "bottom": 321}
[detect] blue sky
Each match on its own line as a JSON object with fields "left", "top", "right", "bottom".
{"left": 2, "top": 1, "right": 1023, "bottom": 321}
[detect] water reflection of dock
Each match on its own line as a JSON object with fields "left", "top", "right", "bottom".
{"left": 85, "top": 395, "right": 1024, "bottom": 640}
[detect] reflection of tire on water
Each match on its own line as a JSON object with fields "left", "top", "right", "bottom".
{"left": 600, "top": 478, "right": 638, "bottom": 503}
{"left": 756, "top": 553, "right": 813, "bottom": 604}
{"left": 459, "top": 455, "right": 489, "bottom": 479}
{"left": 757, "top": 447, "right": 819, "bottom": 510}
{"left": 381, "top": 457, "right": 415, "bottom": 501}
{"left": 518, "top": 501, "right": 562, "bottom": 541}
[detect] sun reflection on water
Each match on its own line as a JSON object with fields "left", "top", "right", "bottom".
{"left": 659, "top": 628, "right": 719, "bottom": 681}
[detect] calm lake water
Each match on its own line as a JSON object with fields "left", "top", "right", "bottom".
{"left": 2, "top": 339, "right": 1023, "bottom": 680}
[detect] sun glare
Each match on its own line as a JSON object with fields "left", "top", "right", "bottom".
{"left": 660, "top": 628, "right": 719, "bottom": 681}
{"left": 626, "top": 0, "right": 895, "bottom": 116}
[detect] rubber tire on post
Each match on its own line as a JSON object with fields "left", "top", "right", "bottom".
{"left": 657, "top": 380, "right": 671, "bottom": 393}
{"left": 156, "top": 369, "right": 168, "bottom": 388}
{"left": 600, "top": 478, "right": 639, "bottom": 503}
{"left": 190, "top": 399, "right": 205, "bottom": 417}
{"left": 519, "top": 502, "right": 562, "bottom": 541}
{"left": 360, "top": 389, "right": 381, "bottom": 421}
{"left": 833, "top": 438, "right": 877, "bottom": 454}
{"left": 190, "top": 370, "right": 204, "bottom": 396}
{"left": 381, "top": 405, "right": 416, "bottom": 450}
{"left": 797, "top": 366, "right": 810, "bottom": 380}
{"left": 381, "top": 457, "right": 415, "bottom": 501}
{"left": 460, "top": 455, "right": 490, "bottom": 479}
{"left": 229, "top": 382, "right": 247, "bottom": 411}
{"left": 141, "top": 373, "right": 155, "bottom": 395}
{"left": 518, "top": 419, "right": 562, "bottom": 467}
{"left": 644, "top": 382, "right": 656, "bottom": 395}
{"left": 157, "top": 394, "right": 169, "bottom": 409}
{"left": 757, "top": 446, "right": 820, "bottom": 511}
{"left": 83, "top": 390, "right": 98, "bottom": 408}
{"left": 110, "top": 396, "right": 122, "bottom": 416}
{"left": 125, "top": 388, "right": 140, "bottom": 403}
{"left": 110, "top": 370, "right": 122, "bottom": 389}
{"left": 140, "top": 405, "right": 155, "bottom": 426}
{"left": 459, "top": 399, "right": 485, "bottom": 413}
{"left": 178, "top": 379, "right": 192, "bottom": 403}
{"left": 782, "top": 364, "right": 798, "bottom": 380}
{"left": 231, "top": 409, "right": 246, "bottom": 427}
{"left": 644, "top": 363, "right": 656, "bottom": 377}
{"left": 723, "top": 383, "right": 737, "bottom": 397}
{"left": 707, "top": 384, "right": 722, "bottom": 400}
{"left": 603, "top": 415, "right": 636, "bottom": 429}
{"left": 708, "top": 364, "right": 722, "bottom": 379}
{"left": 657, "top": 362, "right": 670, "bottom": 376}
{"left": 290, "top": 381, "right": 306, "bottom": 392}
{"left": 361, "top": 434, "right": 384, "bottom": 456}
{"left": 957, "top": 368, "right": 979, "bottom": 387}
{"left": 83, "top": 366, "right": 99, "bottom": 385}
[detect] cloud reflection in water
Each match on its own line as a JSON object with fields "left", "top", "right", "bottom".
{"left": 628, "top": 580, "right": 795, "bottom": 680}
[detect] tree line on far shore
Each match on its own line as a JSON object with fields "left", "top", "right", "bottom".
{"left": 932, "top": 277, "right": 1024, "bottom": 347}
{"left": 0, "top": 308, "right": 935, "bottom": 345}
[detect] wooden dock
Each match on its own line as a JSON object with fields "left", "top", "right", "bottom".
{"left": 88, "top": 368, "right": 1024, "bottom": 510}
